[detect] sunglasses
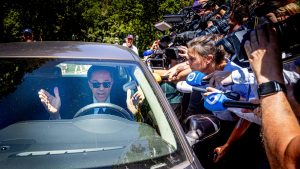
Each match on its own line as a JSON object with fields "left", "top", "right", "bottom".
{"left": 90, "top": 81, "right": 111, "bottom": 88}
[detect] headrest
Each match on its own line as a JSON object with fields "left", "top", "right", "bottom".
{"left": 27, "top": 66, "right": 62, "bottom": 78}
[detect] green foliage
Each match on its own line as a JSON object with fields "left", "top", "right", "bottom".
{"left": 3, "top": 9, "right": 22, "bottom": 41}
{"left": 2, "top": 0, "right": 300, "bottom": 54}
{"left": 1, "top": 0, "right": 193, "bottom": 55}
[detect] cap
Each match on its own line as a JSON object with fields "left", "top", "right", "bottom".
{"left": 192, "top": 0, "right": 208, "bottom": 11}
{"left": 193, "top": 0, "right": 199, "bottom": 7}
{"left": 127, "top": 34, "right": 134, "bottom": 39}
{"left": 23, "top": 28, "right": 32, "bottom": 34}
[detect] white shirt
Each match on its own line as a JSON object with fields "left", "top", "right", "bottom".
{"left": 93, "top": 96, "right": 110, "bottom": 114}
{"left": 123, "top": 44, "right": 139, "bottom": 56}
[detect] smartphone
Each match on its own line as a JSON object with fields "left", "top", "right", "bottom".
{"left": 123, "top": 80, "right": 138, "bottom": 97}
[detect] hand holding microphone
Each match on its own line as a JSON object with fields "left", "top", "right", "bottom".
{"left": 186, "top": 71, "right": 259, "bottom": 111}
{"left": 204, "top": 92, "right": 260, "bottom": 112}
{"left": 152, "top": 72, "right": 168, "bottom": 83}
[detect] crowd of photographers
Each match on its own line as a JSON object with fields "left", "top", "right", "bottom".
{"left": 143, "top": 0, "right": 300, "bottom": 168}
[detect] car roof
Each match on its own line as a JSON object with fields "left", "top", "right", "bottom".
{"left": 0, "top": 41, "right": 139, "bottom": 61}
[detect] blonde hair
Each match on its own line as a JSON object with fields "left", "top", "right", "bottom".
{"left": 187, "top": 34, "right": 227, "bottom": 69}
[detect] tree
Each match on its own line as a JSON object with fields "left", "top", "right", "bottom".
{"left": 1, "top": 0, "right": 194, "bottom": 52}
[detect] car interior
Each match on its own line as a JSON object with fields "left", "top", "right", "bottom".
{"left": 0, "top": 61, "right": 132, "bottom": 125}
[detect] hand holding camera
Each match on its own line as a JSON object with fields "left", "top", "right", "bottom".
{"left": 244, "top": 24, "right": 284, "bottom": 85}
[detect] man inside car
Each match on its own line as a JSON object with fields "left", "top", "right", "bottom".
{"left": 38, "top": 66, "right": 143, "bottom": 120}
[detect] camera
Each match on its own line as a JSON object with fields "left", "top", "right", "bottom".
{"left": 217, "top": 13, "right": 300, "bottom": 64}
{"left": 149, "top": 3, "right": 233, "bottom": 70}
{"left": 143, "top": 49, "right": 166, "bottom": 69}
{"left": 161, "top": 7, "right": 197, "bottom": 34}
{"left": 198, "top": 16, "right": 230, "bottom": 36}
{"left": 215, "top": 26, "right": 250, "bottom": 64}
{"left": 197, "top": 4, "right": 231, "bottom": 36}
{"left": 170, "top": 4, "right": 231, "bottom": 44}
{"left": 275, "top": 13, "right": 300, "bottom": 62}
{"left": 144, "top": 47, "right": 186, "bottom": 70}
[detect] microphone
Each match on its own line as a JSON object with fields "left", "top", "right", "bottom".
{"left": 176, "top": 81, "right": 207, "bottom": 93}
{"left": 204, "top": 92, "right": 259, "bottom": 111}
{"left": 186, "top": 71, "right": 209, "bottom": 87}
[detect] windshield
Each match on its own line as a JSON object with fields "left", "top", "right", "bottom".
{"left": 0, "top": 58, "right": 187, "bottom": 169}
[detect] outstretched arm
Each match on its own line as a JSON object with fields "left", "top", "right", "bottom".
{"left": 163, "top": 61, "right": 191, "bottom": 83}
{"left": 213, "top": 119, "right": 251, "bottom": 163}
{"left": 245, "top": 24, "right": 300, "bottom": 169}
{"left": 38, "top": 87, "right": 61, "bottom": 120}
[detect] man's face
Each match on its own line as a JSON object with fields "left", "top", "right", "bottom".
{"left": 126, "top": 38, "right": 133, "bottom": 47}
{"left": 88, "top": 70, "right": 113, "bottom": 102}
{"left": 23, "top": 33, "right": 33, "bottom": 42}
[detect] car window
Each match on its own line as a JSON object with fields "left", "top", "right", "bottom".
{"left": 0, "top": 58, "right": 187, "bottom": 169}
{"left": 57, "top": 63, "right": 91, "bottom": 76}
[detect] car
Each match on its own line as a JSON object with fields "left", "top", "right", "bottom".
{"left": 0, "top": 41, "right": 204, "bottom": 169}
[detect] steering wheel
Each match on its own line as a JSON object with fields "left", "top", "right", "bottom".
{"left": 74, "top": 103, "right": 134, "bottom": 121}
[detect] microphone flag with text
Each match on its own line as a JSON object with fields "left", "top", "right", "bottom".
{"left": 204, "top": 92, "right": 259, "bottom": 111}
{"left": 186, "top": 71, "right": 209, "bottom": 87}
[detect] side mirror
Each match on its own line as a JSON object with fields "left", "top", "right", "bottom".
{"left": 184, "top": 114, "right": 220, "bottom": 146}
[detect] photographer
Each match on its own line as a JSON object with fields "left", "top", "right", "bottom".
{"left": 228, "top": 5, "right": 249, "bottom": 34}
{"left": 203, "top": 2, "right": 300, "bottom": 94}
{"left": 245, "top": 23, "right": 300, "bottom": 169}
{"left": 145, "top": 40, "right": 185, "bottom": 121}
{"left": 202, "top": 3, "right": 300, "bottom": 168}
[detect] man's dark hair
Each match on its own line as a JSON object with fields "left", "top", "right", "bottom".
{"left": 232, "top": 5, "right": 249, "bottom": 25}
{"left": 207, "top": 0, "right": 226, "bottom": 7}
{"left": 87, "top": 66, "right": 115, "bottom": 80}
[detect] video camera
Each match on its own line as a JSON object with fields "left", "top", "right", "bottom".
{"left": 158, "top": 6, "right": 197, "bottom": 34}
{"left": 143, "top": 44, "right": 185, "bottom": 70}
{"left": 216, "top": 6, "right": 300, "bottom": 64}
{"left": 147, "top": 6, "right": 204, "bottom": 70}
{"left": 171, "top": 4, "right": 231, "bottom": 45}
{"left": 148, "top": 2, "right": 232, "bottom": 70}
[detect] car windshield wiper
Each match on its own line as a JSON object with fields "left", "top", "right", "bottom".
{"left": 16, "top": 146, "right": 125, "bottom": 157}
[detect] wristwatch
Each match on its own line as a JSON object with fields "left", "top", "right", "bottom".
{"left": 257, "top": 81, "right": 286, "bottom": 97}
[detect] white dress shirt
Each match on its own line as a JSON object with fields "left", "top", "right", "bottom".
{"left": 93, "top": 96, "right": 110, "bottom": 114}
